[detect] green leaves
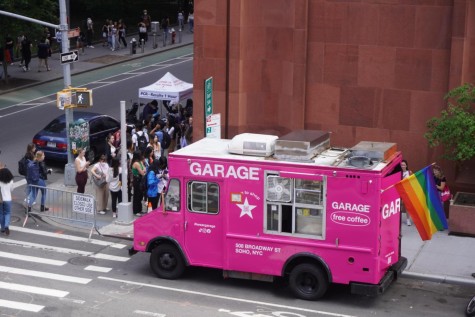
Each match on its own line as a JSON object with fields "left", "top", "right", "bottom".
{"left": 425, "top": 83, "right": 475, "bottom": 162}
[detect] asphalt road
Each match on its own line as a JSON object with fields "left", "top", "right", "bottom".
{"left": 0, "top": 220, "right": 472, "bottom": 316}
{"left": 1, "top": 50, "right": 473, "bottom": 316}
{"left": 0, "top": 45, "right": 193, "bottom": 177}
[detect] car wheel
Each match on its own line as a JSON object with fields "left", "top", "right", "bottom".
{"left": 467, "top": 295, "right": 475, "bottom": 316}
{"left": 289, "top": 263, "right": 328, "bottom": 300}
{"left": 150, "top": 244, "right": 185, "bottom": 280}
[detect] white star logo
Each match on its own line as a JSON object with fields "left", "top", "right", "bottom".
{"left": 237, "top": 197, "right": 256, "bottom": 219}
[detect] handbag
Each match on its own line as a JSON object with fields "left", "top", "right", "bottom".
{"left": 92, "top": 165, "right": 107, "bottom": 187}
{"left": 441, "top": 185, "right": 451, "bottom": 202}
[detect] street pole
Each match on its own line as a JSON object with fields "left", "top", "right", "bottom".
{"left": 117, "top": 101, "right": 133, "bottom": 224}
{"left": 59, "top": 0, "right": 77, "bottom": 186}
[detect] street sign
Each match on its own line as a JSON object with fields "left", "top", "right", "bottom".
{"left": 60, "top": 50, "right": 79, "bottom": 64}
{"left": 205, "top": 77, "right": 213, "bottom": 117}
{"left": 206, "top": 113, "right": 221, "bottom": 139}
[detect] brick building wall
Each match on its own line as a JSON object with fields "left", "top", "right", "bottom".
{"left": 192, "top": 0, "right": 475, "bottom": 189}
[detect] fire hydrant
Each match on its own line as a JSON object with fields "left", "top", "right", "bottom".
{"left": 171, "top": 28, "right": 176, "bottom": 44}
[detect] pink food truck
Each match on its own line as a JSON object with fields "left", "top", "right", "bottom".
{"left": 131, "top": 130, "right": 407, "bottom": 300}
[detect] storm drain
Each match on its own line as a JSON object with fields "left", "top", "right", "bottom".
{"left": 68, "top": 256, "right": 97, "bottom": 266}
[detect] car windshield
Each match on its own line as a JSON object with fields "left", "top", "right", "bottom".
{"left": 44, "top": 119, "right": 66, "bottom": 133}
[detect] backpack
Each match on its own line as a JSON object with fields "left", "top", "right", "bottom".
{"left": 161, "top": 131, "right": 171, "bottom": 150}
{"left": 135, "top": 132, "right": 148, "bottom": 153}
{"left": 18, "top": 156, "right": 29, "bottom": 176}
{"left": 27, "top": 161, "right": 40, "bottom": 183}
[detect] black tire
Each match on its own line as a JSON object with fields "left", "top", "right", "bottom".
{"left": 289, "top": 263, "right": 328, "bottom": 300}
{"left": 150, "top": 244, "right": 185, "bottom": 280}
{"left": 466, "top": 295, "right": 475, "bottom": 317}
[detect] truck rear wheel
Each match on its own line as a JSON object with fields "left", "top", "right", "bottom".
{"left": 150, "top": 244, "right": 185, "bottom": 279}
{"left": 289, "top": 263, "right": 328, "bottom": 300}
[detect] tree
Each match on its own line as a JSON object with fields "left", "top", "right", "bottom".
{"left": 425, "top": 83, "right": 475, "bottom": 162}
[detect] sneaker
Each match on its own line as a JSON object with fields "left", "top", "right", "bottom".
{"left": 5, "top": 228, "right": 10, "bottom": 236}
{"left": 22, "top": 66, "right": 27, "bottom": 72}
{"left": 40, "top": 205, "right": 49, "bottom": 212}
{"left": 90, "top": 45, "right": 94, "bottom": 48}
{"left": 134, "top": 213, "right": 142, "bottom": 217}
{"left": 98, "top": 210, "right": 106, "bottom": 215}
{"left": 112, "top": 212, "right": 117, "bottom": 218}
{"left": 406, "top": 219, "right": 412, "bottom": 226}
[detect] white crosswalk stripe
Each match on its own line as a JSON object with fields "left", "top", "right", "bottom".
{"left": 0, "top": 226, "right": 131, "bottom": 313}
{"left": 0, "top": 237, "right": 130, "bottom": 262}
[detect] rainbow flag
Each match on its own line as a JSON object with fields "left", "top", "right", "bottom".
{"left": 395, "top": 165, "right": 448, "bottom": 240}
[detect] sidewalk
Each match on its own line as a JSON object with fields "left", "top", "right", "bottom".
{"left": 0, "top": 29, "right": 193, "bottom": 94}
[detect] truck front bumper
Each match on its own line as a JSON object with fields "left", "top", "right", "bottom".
{"left": 350, "top": 256, "right": 408, "bottom": 296}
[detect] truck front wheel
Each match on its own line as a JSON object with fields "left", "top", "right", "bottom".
{"left": 289, "top": 263, "right": 328, "bottom": 300}
{"left": 150, "top": 244, "right": 185, "bottom": 279}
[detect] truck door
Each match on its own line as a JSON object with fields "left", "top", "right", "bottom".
{"left": 184, "top": 179, "right": 223, "bottom": 268}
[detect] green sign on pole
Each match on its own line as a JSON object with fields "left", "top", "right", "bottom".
{"left": 205, "top": 77, "right": 213, "bottom": 117}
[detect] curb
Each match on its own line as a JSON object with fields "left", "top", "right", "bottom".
{"left": 402, "top": 271, "right": 475, "bottom": 287}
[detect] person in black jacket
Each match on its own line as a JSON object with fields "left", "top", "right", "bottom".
{"left": 27, "top": 151, "right": 49, "bottom": 212}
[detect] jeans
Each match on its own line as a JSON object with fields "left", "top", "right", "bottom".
{"left": 28, "top": 179, "right": 47, "bottom": 206}
{"left": 0, "top": 201, "right": 12, "bottom": 230}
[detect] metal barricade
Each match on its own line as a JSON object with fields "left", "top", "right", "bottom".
{"left": 24, "top": 184, "right": 97, "bottom": 239}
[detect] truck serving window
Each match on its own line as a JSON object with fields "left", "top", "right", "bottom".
{"left": 187, "top": 181, "right": 219, "bottom": 214}
{"left": 265, "top": 174, "right": 325, "bottom": 237}
{"left": 164, "top": 178, "right": 181, "bottom": 212}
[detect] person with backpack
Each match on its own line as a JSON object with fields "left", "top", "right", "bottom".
{"left": 19, "top": 143, "right": 36, "bottom": 206}
{"left": 0, "top": 166, "right": 14, "bottom": 236}
{"left": 26, "top": 151, "right": 49, "bottom": 212}
{"left": 132, "top": 123, "right": 149, "bottom": 154}
{"left": 146, "top": 159, "right": 160, "bottom": 210}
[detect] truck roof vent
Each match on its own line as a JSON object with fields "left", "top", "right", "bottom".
{"left": 228, "top": 133, "right": 278, "bottom": 157}
{"left": 275, "top": 130, "right": 330, "bottom": 162}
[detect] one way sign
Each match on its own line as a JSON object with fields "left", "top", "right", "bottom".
{"left": 60, "top": 50, "right": 79, "bottom": 64}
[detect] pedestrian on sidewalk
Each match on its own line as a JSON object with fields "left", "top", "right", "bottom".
{"left": 106, "top": 157, "right": 122, "bottom": 218}
{"left": 19, "top": 143, "right": 36, "bottom": 204}
{"left": 4, "top": 34, "right": 14, "bottom": 65}
{"left": 141, "top": 9, "right": 152, "bottom": 32}
{"left": 0, "top": 166, "right": 14, "bottom": 236}
{"left": 178, "top": 9, "right": 185, "bottom": 30}
{"left": 21, "top": 35, "right": 32, "bottom": 71}
{"left": 433, "top": 164, "right": 450, "bottom": 218}
{"left": 146, "top": 159, "right": 160, "bottom": 210}
{"left": 131, "top": 151, "right": 146, "bottom": 216}
{"left": 161, "top": 16, "right": 169, "bottom": 46}
{"left": 37, "top": 37, "right": 50, "bottom": 72}
{"left": 75, "top": 148, "right": 90, "bottom": 194}
{"left": 102, "top": 21, "right": 109, "bottom": 47}
{"left": 26, "top": 151, "right": 48, "bottom": 212}
{"left": 138, "top": 22, "right": 147, "bottom": 45}
{"left": 118, "top": 20, "right": 127, "bottom": 49}
{"left": 86, "top": 18, "right": 94, "bottom": 48}
{"left": 401, "top": 160, "right": 413, "bottom": 226}
{"left": 188, "top": 11, "right": 194, "bottom": 33}
{"left": 91, "top": 154, "right": 110, "bottom": 215}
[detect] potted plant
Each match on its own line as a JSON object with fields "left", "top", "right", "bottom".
{"left": 425, "top": 83, "right": 475, "bottom": 235}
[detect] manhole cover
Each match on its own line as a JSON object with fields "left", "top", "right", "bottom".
{"left": 68, "top": 257, "right": 96, "bottom": 266}
{"left": 10, "top": 216, "right": 21, "bottom": 223}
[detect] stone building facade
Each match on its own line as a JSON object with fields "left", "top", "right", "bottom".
{"left": 192, "top": 0, "right": 475, "bottom": 190}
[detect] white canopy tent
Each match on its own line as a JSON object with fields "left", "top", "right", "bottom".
{"left": 138, "top": 72, "right": 193, "bottom": 103}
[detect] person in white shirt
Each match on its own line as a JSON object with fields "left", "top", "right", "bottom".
{"left": 106, "top": 157, "right": 122, "bottom": 218}
{"left": 0, "top": 166, "right": 14, "bottom": 236}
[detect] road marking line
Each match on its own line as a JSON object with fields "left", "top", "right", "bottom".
{"left": 0, "top": 281, "right": 69, "bottom": 297}
{"left": 84, "top": 265, "right": 112, "bottom": 273}
{"left": 0, "top": 299, "right": 44, "bottom": 312}
{"left": 0, "top": 251, "right": 67, "bottom": 266}
{"left": 11, "top": 226, "right": 128, "bottom": 249}
{"left": 0, "top": 238, "right": 129, "bottom": 262}
{"left": 133, "top": 310, "right": 166, "bottom": 317}
{"left": 98, "top": 277, "right": 356, "bottom": 317}
{"left": 0, "top": 265, "right": 91, "bottom": 284}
